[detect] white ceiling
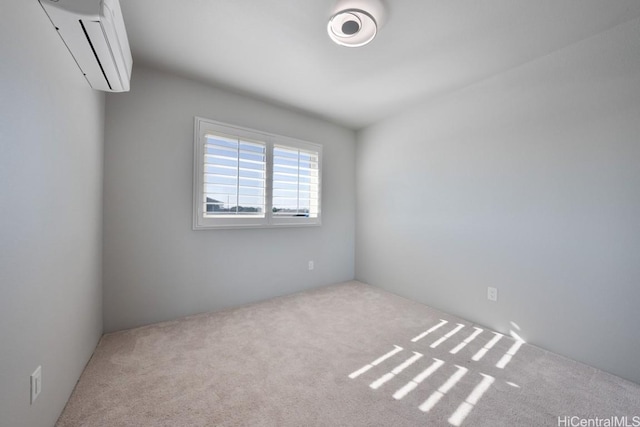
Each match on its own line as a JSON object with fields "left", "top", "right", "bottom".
{"left": 121, "top": 0, "right": 640, "bottom": 130}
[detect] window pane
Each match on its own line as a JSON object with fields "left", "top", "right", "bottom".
{"left": 239, "top": 151, "right": 265, "bottom": 162}
{"left": 273, "top": 197, "right": 299, "bottom": 204}
{"left": 239, "top": 160, "right": 264, "bottom": 171}
{"left": 205, "top": 194, "right": 237, "bottom": 211}
{"left": 273, "top": 157, "right": 298, "bottom": 167}
{"left": 238, "top": 186, "right": 264, "bottom": 197}
{"left": 206, "top": 135, "right": 237, "bottom": 149}
{"left": 204, "top": 174, "right": 237, "bottom": 185}
{"left": 239, "top": 177, "right": 264, "bottom": 188}
{"left": 238, "top": 195, "right": 264, "bottom": 205}
{"left": 207, "top": 155, "right": 237, "bottom": 168}
{"left": 273, "top": 189, "right": 297, "bottom": 198}
{"left": 205, "top": 164, "right": 236, "bottom": 176}
{"left": 239, "top": 170, "right": 264, "bottom": 180}
{"left": 273, "top": 181, "right": 298, "bottom": 191}
{"left": 298, "top": 160, "right": 318, "bottom": 169}
{"left": 273, "top": 147, "right": 298, "bottom": 158}
{"left": 240, "top": 141, "right": 265, "bottom": 153}
{"left": 272, "top": 145, "right": 320, "bottom": 218}
{"left": 203, "top": 133, "right": 266, "bottom": 217}
{"left": 272, "top": 205, "right": 298, "bottom": 213}
{"left": 273, "top": 173, "right": 298, "bottom": 183}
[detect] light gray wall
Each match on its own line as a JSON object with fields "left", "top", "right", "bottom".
{"left": 0, "top": 2, "right": 104, "bottom": 426}
{"left": 356, "top": 18, "right": 640, "bottom": 384}
{"left": 103, "top": 66, "right": 356, "bottom": 332}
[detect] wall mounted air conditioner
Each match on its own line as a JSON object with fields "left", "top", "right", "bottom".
{"left": 39, "top": 0, "right": 133, "bottom": 92}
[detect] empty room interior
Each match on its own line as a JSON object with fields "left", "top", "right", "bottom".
{"left": 2, "top": 0, "right": 640, "bottom": 426}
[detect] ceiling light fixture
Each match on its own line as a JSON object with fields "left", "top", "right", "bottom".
{"left": 327, "top": 0, "right": 385, "bottom": 47}
{"left": 328, "top": 9, "right": 376, "bottom": 47}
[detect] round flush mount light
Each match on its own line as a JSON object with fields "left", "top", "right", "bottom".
{"left": 327, "top": 0, "right": 385, "bottom": 47}
{"left": 328, "top": 9, "right": 377, "bottom": 47}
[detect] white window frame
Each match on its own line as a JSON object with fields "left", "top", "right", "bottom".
{"left": 193, "top": 117, "right": 322, "bottom": 230}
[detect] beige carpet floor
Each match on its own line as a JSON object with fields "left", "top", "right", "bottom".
{"left": 57, "top": 281, "right": 640, "bottom": 426}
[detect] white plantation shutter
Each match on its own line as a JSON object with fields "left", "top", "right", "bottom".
{"left": 272, "top": 146, "right": 320, "bottom": 218}
{"left": 194, "top": 117, "right": 321, "bottom": 229}
{"left": 203, "top": 134, "right": 266, "bottom": 217}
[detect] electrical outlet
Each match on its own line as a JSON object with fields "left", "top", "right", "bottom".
{"left": 487, "top": 287, "right": 498, "bottom": 302}
{"left": 308, "top": 260, "right": 314, "bottom": 271}
{"left": 31, "top": 366, "right": 42, "bottom": 404}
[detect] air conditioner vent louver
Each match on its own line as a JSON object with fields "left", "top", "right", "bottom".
{"left": 78, "top": 19, "right": 113, "bottom": 90}
{"left": 39, "top": 0, "right": 133, "bottom": 92}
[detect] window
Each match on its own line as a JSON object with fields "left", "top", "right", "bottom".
{"left": 202, "top": 134, "right": 266, "bottom": 220}
{"left": 193, "top": 117, "right": 322, "bottom": 229}
{"left": 272, "top": 145, "right": 320, "bottom": 219}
